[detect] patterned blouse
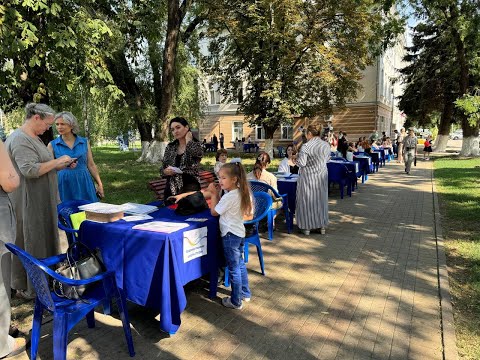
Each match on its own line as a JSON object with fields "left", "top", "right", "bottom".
{"left": 162, "top": 139, "right": 203, "bottom": 195}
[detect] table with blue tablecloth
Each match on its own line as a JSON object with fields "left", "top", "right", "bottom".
{"left": 277, "top": 177, "right": 298, "bottom": 215}
{"left": 328, "top": 160, "right": 361, "bottom": 191}
{"left": 79, "top": 205, "right": 219, "bottom": 334}
{"left": 353, "top": 155, "right": 373, "bottom": 182}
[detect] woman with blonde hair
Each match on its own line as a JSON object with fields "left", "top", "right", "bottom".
{"left": 296, "top": 125, "right": 330, "bottom": 235}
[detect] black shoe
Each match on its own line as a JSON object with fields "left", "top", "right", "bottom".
{"left": 9, "top": 326, "right": 19, "bottom": 338}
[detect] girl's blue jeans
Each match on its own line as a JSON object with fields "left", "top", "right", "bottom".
{"left": 223, "top": 232, "right": 251, "bottom": 307}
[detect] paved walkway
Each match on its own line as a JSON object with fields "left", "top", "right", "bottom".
{"left": 12, "top": 157, "right": 456, "bottom": 359}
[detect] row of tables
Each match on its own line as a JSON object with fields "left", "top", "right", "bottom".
{"left": 76, "top": 148, "right": 392, "bottom": 335}
{"left": 277, "top": 148, "right": 393, "bottom": 215}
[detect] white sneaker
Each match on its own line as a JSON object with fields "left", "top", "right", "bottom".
{"left": 222, "top": 296, "right": 243, "bottom": 309}
{"left": 301, "top": 229, "right": 310, "bottom": 235}
{"left": 320, "top": 227, "right": 326, "bottom": 235}
{"left": 243, "top": 297, "right": 251, "bottom": 302}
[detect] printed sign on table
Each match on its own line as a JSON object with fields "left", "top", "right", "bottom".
{"left": 183, "top": 227, "right": 208, "bottom": 262}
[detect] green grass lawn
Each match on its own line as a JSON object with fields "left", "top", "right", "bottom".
{"left": 91, "top": 145, "right": 281, "bottom": 204}
{"left": 434, "top": 157, "right": 480, "bottom": 359}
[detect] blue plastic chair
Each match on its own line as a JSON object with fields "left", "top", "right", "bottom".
{"left": 248, "top": 180, "right": 292, "bottom": 239}
{"left": 57, "top": 200, "right": 93, "bottom": 245}
{"left": 225, "top": 192, "right": 273, "bottom": 287}
{"left": 327, "top": 162, "right": 352, "bottom": 199}
{"left": 6, "top": 243, "right": 135, "bottom": 360}
{"left": 277, "top": 146, "right": 285, "bottom": 158}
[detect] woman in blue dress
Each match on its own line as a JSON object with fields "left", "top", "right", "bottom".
{"left": 48, "top": 111, "right": 104, "bottom": 201}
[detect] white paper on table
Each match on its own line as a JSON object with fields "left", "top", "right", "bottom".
{"left": 78, "top": 202, "right": 125, "bottom": 214}
{"left": 166, "top": 166, "right": 183, "bottom": 174}
{"left": 278, "top": 178, "right": 297, "bottom": 182}
{"left": 183, "top": 227, "right": 208, "bottom": 262}
{"left": 185, "top": 218, "right": 209, "bottom": 222}
{"left": 121, "top": 203, "right": 158, "bottom": 215}
{"left": 122, "top": 214, "right": 153, "bottom": 222}
{"left": 132, "top": 221, "right": 189, "bottom": 233}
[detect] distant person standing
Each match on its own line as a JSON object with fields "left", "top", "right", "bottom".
{"left": 392, "top": 129, "right": 399, "bottom": 157}
{"left": 403, "top": 128, "right": 417, "bottom": 175}
{"left": 296, "top": 125, "right": 330, "bottom": 235}
{"left": 219, "top": 133, "right": 225, "bottom": 149}
{"left": 397, "top": 128, "right": 406, "bottom": 164}
{"left": 212, "top": 134, "right": 218, "bottom": 151}
{"left": 423, "top": 135, "right": 433, "bottom": 160}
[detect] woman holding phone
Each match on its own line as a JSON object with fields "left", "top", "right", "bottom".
{"left": 48, "top": 111, "right": 104, "bottom": 201}
{"left": 6, "top": 103, "right": 74, "bottom": 299}
{"left": 162, "top": 117, "right": 203, "bottom": 199}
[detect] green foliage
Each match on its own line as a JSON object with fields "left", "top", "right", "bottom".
{"left": 203, "top": 0, "right": 402, "bottom": 136}
{"left": 405, "top": 0, "right": 480, "bottom": 134}
{"left": 455, "top": 94, "right": 480, "bottom": 126}
{"left": 0, "top": 1, "right": 117, "bottom": 111}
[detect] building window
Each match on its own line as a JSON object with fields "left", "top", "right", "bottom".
{"left": 256, "top": 126, "right": 265, "bottom": 140}
{"left": 209, "top": 84, "right": 221, "bottom": 105}
{"left": 281, "top": 125, "right": 293, "bottom": 140}
{"left": 237, "top": 87, "right": 244, "bottom": 104}
{"left": 233, "top": 121, "right": 243, "bottom": 141}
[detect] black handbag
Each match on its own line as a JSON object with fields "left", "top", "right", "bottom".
{"left": 53, "top": 241, "right": 105, "bottom": 300}
{"left": 175, "top": 191, "right": 209, "bottom": 216}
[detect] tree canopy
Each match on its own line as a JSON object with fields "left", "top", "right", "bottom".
{"left": 203, "top": 0, "right": 403, "bottom": 150}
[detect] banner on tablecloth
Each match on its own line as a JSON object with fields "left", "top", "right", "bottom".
{"left": 183, "top": 227, "right": 208, "bottom": 262}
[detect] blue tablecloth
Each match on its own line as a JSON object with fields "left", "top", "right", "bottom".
{"left": 243, "top": 143, "right": 259, "bottom": 152}
{"left": 277, "top": 178, "right": 297, "bottom": 215}
{"left": 354, "top": 155, "right": 373, "bottom": 182}
{"left": 79, "top": 205, "right": 219, "bottom": 334}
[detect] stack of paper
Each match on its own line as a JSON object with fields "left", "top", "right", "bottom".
{"left": 121, "top": 203, "right": 158, "bottom": 215}
{"left": 132, "top": 221, "right": 189, "bottom": 234}
{"left": 78, "top": 202, "right": 125, "bottom": 214}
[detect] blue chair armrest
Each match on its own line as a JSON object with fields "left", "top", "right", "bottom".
{"left": 41, "top": 254, "right": 68, "bottom": 266}
{"left": 57, "top": 221, "right": 78, "bottom": 234}
{"left": 48, "top": 268, "right": 115, "bottom": 286}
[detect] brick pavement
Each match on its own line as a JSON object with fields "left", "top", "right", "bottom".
{"left": 11, "top": 158, "right": 456, "bottom": 360}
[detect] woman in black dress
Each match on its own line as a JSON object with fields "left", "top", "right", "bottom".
{"left": 162, "top": 117, "right": 203, "bottom": 199}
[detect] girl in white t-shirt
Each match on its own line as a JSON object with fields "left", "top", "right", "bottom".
{"left": 207, "top": 162, "right": 253, "bottom": 310}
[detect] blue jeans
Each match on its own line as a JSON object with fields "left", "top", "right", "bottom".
{"left": 223, "top": 232, "right": 251, "bottom": 307}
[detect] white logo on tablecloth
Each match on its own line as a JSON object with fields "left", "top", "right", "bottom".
{"left": 183, "top": 227, "right": 208, "bottom": 262}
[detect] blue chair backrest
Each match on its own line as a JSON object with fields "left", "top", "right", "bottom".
{"left": 58, "top": 199, "right": 93, "bottom": 230}
{"left": 248, "top": 180, "right": 281, "bottom": 198}
{"left": 246, "top": 192, "right": 273, "bottom": 225}
{"left": 6, "top": 243, "right": 55, "bottom": 311}
{"left": 327, "top": 162, "right": 348, "bottom": 182}
{"left": 277, "top": 146, "right": 285, "bottom": 158}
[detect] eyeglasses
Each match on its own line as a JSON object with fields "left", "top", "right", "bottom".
{"left": 41, "top": 117, "right": 53, "bottom": 129}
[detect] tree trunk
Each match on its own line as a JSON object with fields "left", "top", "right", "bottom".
{"left": 460, "top": 136, "right": 480, "bottom": 157}
{"left": 434, "top": 93, "right": 454, "bottom": 152}
{"left": 106, "top": 50, "right": 153, "bottom": 159}
{"left": 155, "top": 0, "right": 184, "bottom": 142}
{"left": 144, "top": 0, "right": 192, "bottom": 162}
{"left": 264, "top": 125, "right": 277, "bottom": 159}
{"left": 433, "top": 134, "right": 449, "bottom": 152}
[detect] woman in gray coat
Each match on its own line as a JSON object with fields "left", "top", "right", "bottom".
{"left": 6, "top": 103, "right": 74, "bottom": 299}
{"left": 296, "top": 125, "right": 330, "bottom": 235}
{"left": 0, "top": 140, "right": 27, "bottom": 357}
